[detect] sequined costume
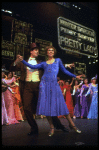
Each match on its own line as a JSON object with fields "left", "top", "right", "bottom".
{"left": 85, "top": 84, "right": 98, "bottom": 119}
{"left": 73, "top": 88, "right": 81, "bottom": 118}
{"left": 2, "top": 92, "right": 9, "bottom": 125}
{"left": 22, "top": 58, "right": 76, "bottom": 116}
{"left": 79, "top": 84, "right": 90, "bottom": 117}
{"left": 3, "top": 78, "right": 20, "bottom": 124}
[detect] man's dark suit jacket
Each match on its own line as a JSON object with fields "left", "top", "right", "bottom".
{"left": 10, "top": 59, "right": 43, "bottom": 103}
{"left": 10, "top": 59, "right": 43, "bottom": 81}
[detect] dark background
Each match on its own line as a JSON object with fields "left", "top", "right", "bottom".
{"left": 1, "top": 2, "right": 98, "bottom": 81}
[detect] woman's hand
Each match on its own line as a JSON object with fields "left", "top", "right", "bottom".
{"left": 66, "top": 63, "right": 75, "bottom": 69}
{"left": 17, "top": 55, "right": 23, "bottom": 61}
{"left": 76, "top": 74, "right": 84, "bottom": 80}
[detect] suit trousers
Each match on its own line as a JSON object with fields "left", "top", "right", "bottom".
{"left": 23, "top": 81, "right": 40, "bottom": 132}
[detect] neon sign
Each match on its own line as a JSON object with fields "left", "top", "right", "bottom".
{"left": 57, "top": 17, "right": 98, "bottom": 58}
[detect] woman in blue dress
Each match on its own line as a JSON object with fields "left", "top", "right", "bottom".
{"left": 18, "top": 46, "right": 82, "bottom": 136}
{"left": 85, "top": 76, "right": 98, "bottom": 119}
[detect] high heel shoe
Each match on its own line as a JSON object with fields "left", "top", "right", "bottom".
{"left": 69, "top": 124, "right": 81, "bottom": 133}
{"left": 48, "top": 128, "right": 54, "bottom": 137}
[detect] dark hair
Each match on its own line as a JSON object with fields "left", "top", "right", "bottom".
{"left": 65, "top": 79, "right": 70, "bottom": 84}
{"left": 74, "top": 79, "right": 79, "bottom": 84}
{"left": 28, "top": 47, "right": 39, "bottom": 53}
{"left": 26, "top": 46, "right": 39, "bottom": 59}
{"left": 83, "top": 78, "right": 88, "bottom": 83}
{"left": 7, "top": 71, "right": 13, "bottom": 77}
{"left": 84, "top": 77, "right": 88, "bottom": 81}
{"left": 45, "top": 45, "right": 57, "bottom": 56}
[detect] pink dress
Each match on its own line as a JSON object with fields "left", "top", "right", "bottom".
{"left": 3, "top": 77, "right": 20, "bottom": 124}
{"left": 2, "top": 92, "right": 9, "bottom": 125}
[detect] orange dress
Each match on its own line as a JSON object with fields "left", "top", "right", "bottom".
{"left": 12, "top": 85, "right": 24, "bottom": 121}
{"left": 63, "top": 85, "right": 74, "bottom": 117}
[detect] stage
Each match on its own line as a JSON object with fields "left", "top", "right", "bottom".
{"left": 2, "top": 118, "right": 98, "bottom": 147}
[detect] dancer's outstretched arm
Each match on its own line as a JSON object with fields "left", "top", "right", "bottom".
{"left": 18, "top": 55, "right": 44, "bottom": 69}
{"left": 59, "top": 58, "right": 82, "bottom": 80}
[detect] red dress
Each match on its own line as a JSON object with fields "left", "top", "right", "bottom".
{"left": 60, "top": 85, "right": 64, "bottom": 93}
{"left": 58, "top": 85, "right": 66, "bottom": 118}
{"left": 63, "top": 85, "right": 74, "bottom": 117}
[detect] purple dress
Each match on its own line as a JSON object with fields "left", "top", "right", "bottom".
{"left": 80, "top": 84, "right": 90, "bottom": 117}
{"left": 22, "top": 58, "right": 76, "bottom": 116}
{"left": 73, "top": 88, "right": 81, "bottom": 117}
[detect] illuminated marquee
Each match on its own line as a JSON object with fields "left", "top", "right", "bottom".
{"left": 74, "top": 62, "right": 86, "bottom": 75}
{"left": 1, "top": 40, "right": 15, "bottom": 60}
{"left": 57, "top": 17, "right": 98, "bottom": 58}
{"left": 12, "top": 19, "right": 33, "bottom": 45}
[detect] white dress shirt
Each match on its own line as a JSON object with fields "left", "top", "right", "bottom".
{"left": 25, "top": 57, "right": 40, "bottom": 82}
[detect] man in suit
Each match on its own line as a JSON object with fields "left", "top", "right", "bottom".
{"left": 10, "top": 43, "right": 74, "bottom": 136}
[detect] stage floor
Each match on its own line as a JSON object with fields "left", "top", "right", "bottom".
{"left": 2, "top": 118, "right": 98, "bottom": 147}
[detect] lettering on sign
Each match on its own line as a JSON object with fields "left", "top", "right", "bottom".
{"left": 57, "top": 17, "right": 98, "bottom": 58}
{"left": 1, "top": 40, "right": 15, "bottom": 60}
{"left": 74, "top": 62, "right": 86, "bottom": 75}
{"left": 12, "top": 19, "right": 33, "bottom": 45}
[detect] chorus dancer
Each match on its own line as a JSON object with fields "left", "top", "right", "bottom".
{"left": 58, "top": 80, "right": 64, "bottom": 93}
{"left": 85, "top": 76, "right": 98, "bottom": 119}
{"left": 11, "top": 75, "right": 24, "bottom": 121}
{"left": 63, "top": 78, "right": 74, "bottom": 118}
{"left": 72, "top": 80, "right": 83, "bottom": 119}
{"left": 2, "top": 69, "right": 9, "bottom": 125}
{"left": 87, "top": 74, "right": 97, "bottom": 111}
{"left": 3, "top": 71, "right": 20, "bottom": 124}
{"left": 18, "top": 45, "right": 83, "bottom": 136}
{"left": 15, "top": 77, "right": 26, "bottom": 120}
{"left": 79, "top": 78, "right": 90, "bottom": 119}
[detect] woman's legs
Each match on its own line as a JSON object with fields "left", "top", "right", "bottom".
{"left": 66, "top": 114, "right": 75, "bottom": 127}
{"left": 46, "top": 114, "right": 81, "bottom": 135}
{"left": 47, "top": 114, "right": 76, "bottom": 129}
{"left": 46, "top": 116, "right": 54, "bottom": 136}
{"left": 66, "top": 114, "right": 81, "bottom": 133}
{"left": 46, "top": 116, "right": 54, "bottom": 128}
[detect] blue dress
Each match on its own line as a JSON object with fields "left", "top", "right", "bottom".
{"left": 86, "top": 84, "right": 98, "bottom": 119}
{"left": 22, "top": 58, "right": 76, "bottom": 116}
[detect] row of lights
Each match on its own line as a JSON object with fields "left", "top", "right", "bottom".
{"left": 1, "top": 8, "right": 29, "bottom": 20}
{"left": 88, "top": 56, "right": 98, "bottom": 64}
{"left": 1, "top": 9, "right": 12, "bottom": 15}
{"left": 72, "top": 4, "right": 81, "bottom": 10}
